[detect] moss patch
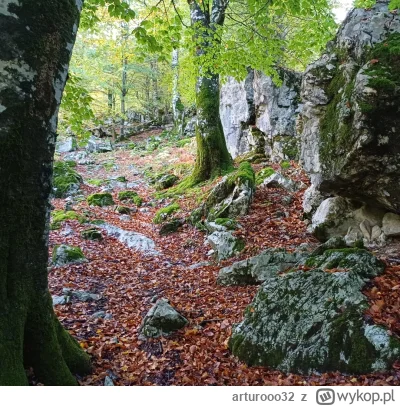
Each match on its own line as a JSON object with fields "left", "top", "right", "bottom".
{"left": 51, "top": 210, "right": 86, "bottom": 230}
{"left": 87, "top": 193, "right": 114, "bottom": 207}
{"left": 256, "top": 167, "right": 275, "bottom": 185}
{"left": 153, "top": 202, "right": 180, "bottom": 224}
{"left": 118, "top": 190, "right": 142, "bottom": 206}
{"left": 80, "top": 228, "right": 103, "bottom": 241}
{"left": 53, "top": 161, "right": 82, "bottom": 198}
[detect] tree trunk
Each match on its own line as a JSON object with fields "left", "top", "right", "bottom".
{"left": 172, "top": 48, "right": 185, "bottom": 137}
{"left": 0, "top": 0, "right": 91, "bottom": 385}
{"left": 189, "top": 0, "right": 232, "bottom": 183}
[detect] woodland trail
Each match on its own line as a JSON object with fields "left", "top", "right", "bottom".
{"left": 48, "top": 132, "right": 400, "bottom": 386}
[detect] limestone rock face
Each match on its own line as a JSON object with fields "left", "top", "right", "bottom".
{"left": 220, "top": 69, "right": 301, "bottom": 160}
{"left": 56, "top": 137, "right": 77, "bottom": 153}
{"left": 230, "top": 249, "right": 400, "bottom": 374}
{"left": 300, "top": 1, "right": 400, "bottom": 217}
{"left": 86, "top": 135, "right": 113, "bottom": 153}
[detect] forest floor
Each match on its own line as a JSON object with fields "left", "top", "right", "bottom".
{"left": 49, "top": 131, "right": 400, "bottom": 386}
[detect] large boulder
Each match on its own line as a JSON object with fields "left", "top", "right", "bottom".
{"left": 300, "top": 1, "right": 400, "bottom": 218}
{"left": 230, "top": 248, "right": 400, "bottom": 374}
{"left": 220, "top": 69, "right": 301, "bottom": 161}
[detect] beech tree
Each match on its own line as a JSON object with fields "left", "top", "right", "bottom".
{"left": 0, "top": 0, "right": 90, "bottom": 385}
{"left": 0, "top": 0, "right": 135, "bottom": 386}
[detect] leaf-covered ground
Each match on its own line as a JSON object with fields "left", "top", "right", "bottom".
{"left": 49, "top": 133, "right": 400, "bottom": 386}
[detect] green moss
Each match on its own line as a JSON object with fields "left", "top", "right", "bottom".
{"left": 117, "top": 190, "right": 142, "bottom": 206}
{"left": 176, "top": 138, "right": 192, "bottom": 148}
{"left": 256, "top": 167, "right": 275, "bottom": 185}
{"left": 190, "top": 75, "right": 233, "bottom": 184}
{"left": 51, "top": 210, "right": 86, "bottom": 230}
{"left": 52, "top": 245, "right": 85, "bottom": 263}
{"left": 153, "top": 202, "right": 180, "bottom": 224}
{"left": 80, "top": 228, "right": 102, "bottom": 241}
{"left": 319, "top": 61, "right": 355, "bottom": 170}
{"left": 229, "top": 161, "right": 255, "bottom": 188}
{"left": 115, "top": 205, "right": 131, "bottom": 214}
{"left": 53, "top": 161, "right": 82, "bottom": 198}
{"left": 215, "top": 217, "right": 237, "bottom": 230}
{"left": 103, "top": 162, "right": 115, "bottom": 171}
{"left": 87, "top": 179, "right": 104, "bottom": 187}
{"left": 87, "top": 193, "right": 114, "bottom": 207}
{"left": 327, "top": 308, "right": 377, "bottom": 373}
{"left": 280, "top": 161, "right": 291, "bottom": 170}
{"left": 235, "top": 152, "right": 266, "bottom": 164}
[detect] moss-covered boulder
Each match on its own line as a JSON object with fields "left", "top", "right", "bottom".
{"left": 53, "top": 160, "right": 83, "bottom": 198}
{"left": 115, "top": 205, "right": 131, "bottom": 214}
{"left": 118, "top": 190, "right": 142, "bottom": 206}
{"left": 81, "top": 228, "right": 103, "bottom": 241}
{"left": 255, "top": 167, "right": 275, "bottom": 185}
{"left": 50, "top": 210, "right": 86, "bottom": 230}
{"left": 159, "top": 218, "right": 184, "bottom": 235}
{"left": 230, "top": 249, "right": 400, "bottom": 374}
{"left": 87, "top": 193, "right": 114, "bottom": 207}
{"left": 155, "top": 174, "right": 179, "bottom": 190}
{"left": 139, "top": 298, "right": 188, "bottom": 339}
{"left": 153, "top": 202, "right": 180, "bottom": 224}
{"left": 52, "top": 244, "right": 86, "bottom": 266}
{"left": 192, "top": 162, "right": 256, "bottom": 223}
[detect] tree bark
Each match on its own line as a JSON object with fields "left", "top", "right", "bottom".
{"left": 172, "top": 48, "right": 185, "bottom": 136}
{"left": 189, "top": 0, "right": 232, "bottom": 183}
{"left": 0, "top": 0, "right": 91, "bottom": 385}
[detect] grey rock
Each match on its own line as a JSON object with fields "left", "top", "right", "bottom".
{"left": 52, "top": 295, "right": 69, "bottom": 306}
{"left": 140, "top": 298, "right": 188, "bottom": 339}
{"left": 92, "top": 311, "right": 106, "bottom": 319}
{"left": 207, "top": 231, "right": 244, "bottom": 261}
{"left": 382, "top": 212, "right": 400, "bottom": 237}
{"left": 230, "top": 248, "right": 400, "bottom": 374}
{"left": 56, "top": 137, "right": 77, "bottom": 153}
{"left": 52, "top": 244, "right": 86, "bottom": 266}
{"left": 189, "top": 261, "right": 212, "bottom": 270}
{"left": 300, "top": 1, "right": 400, "bottom": 214}
{"left": 220, "top": 69, "right": 301, "bottom": 161}
{"left": 217, "top": 248, "right": 306, "bottom": 286}
{"left": 62, "top": 288, "right": 101, "bottom": 302}
{"left": 98, "top": 222, "right": 158, "bottom": 255}
{"left": 262, "top": 173, "right": 298, "bottom": 192}
{"left": 86, "top": 136, "right": 113, "bottom": 153}
{"left": 104, "top": 376, "right": 114, "bottom": 386}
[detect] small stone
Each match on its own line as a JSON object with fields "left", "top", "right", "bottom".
{"left": 104, "top": 376, "right": 114, "bottom": 386}
{"left": 139, "top": 298, "right": 188, "bottom": 339}
{"left": 52, "top": 295, "right": 69, "bottom": 306}
{"left": 91, "top": 311, "right": 106, "bottom": 319}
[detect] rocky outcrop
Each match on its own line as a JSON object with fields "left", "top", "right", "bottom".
{"left": 300, "top": 1, "right": 400, "bottom": 240}
{"left": 230, "top": 248, "right": 400, "bottom": 374}
{"left": 220, "top": 69, "right": 301, "bottom": 161}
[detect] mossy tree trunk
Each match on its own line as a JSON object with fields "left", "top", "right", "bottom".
{"left": 189, "top": 0, "right": 232, "bottom": 183}
{"left": 0, "top": 0, "right": 91, "bottom": 385}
